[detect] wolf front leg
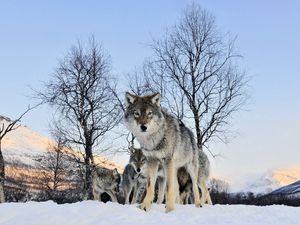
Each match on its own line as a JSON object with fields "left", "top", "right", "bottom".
{"left": 139, "top": 159, "right": 159, "bottom": 211}
{"left": 165, "top": 159, "right": 175, "bottom": 212}
{"left": 130, "top": 184, "right": 138, "bottom": 204}
{"left": 125, "top": 185, "right": 133, "bottom": 204}
{"left": 131, "top": 180, "right": 142, "bottom": 204}
{"left": 156, "top": 176, "right": 166, "bottom": 204}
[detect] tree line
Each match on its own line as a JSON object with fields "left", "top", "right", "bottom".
{"left": 209, "top": 180, "right": 300, "bottom": 207}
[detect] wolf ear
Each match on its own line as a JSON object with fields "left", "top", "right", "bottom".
{"left": 128, "top": 146, "right": 136, "bottom": 154}
{"left": 113, "top": 168, "right": 118, "bottom": 175}
{"left": 151, "top": 93, "right": 161, "bottom": 107}
{"left": 125, "top": 92, "right": 136, "bottom": 106}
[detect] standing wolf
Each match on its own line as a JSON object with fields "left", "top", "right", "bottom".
{"left": 124, "top": 92, "right": 201, "bottom": 212}
{"left": 120, "top": 147, "right": 166, "bottom": 204}
{"left": 178, "top": 149, "right": 212, "bottom": 205}
{"left": 120, "top": 147, "right": 147, "bottom": 204}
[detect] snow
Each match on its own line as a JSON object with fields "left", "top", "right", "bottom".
{"left": 0, "top": 201, "right": 299, "bottom": 225}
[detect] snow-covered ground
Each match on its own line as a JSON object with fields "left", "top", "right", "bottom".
{"left": 0, "top": 201, "right": 299, "bottom": 225}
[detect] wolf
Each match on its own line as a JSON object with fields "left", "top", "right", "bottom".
{"left": 120, "top": 147, "right": 166, "bottom": 204}
{"left": 124, "top": 92, "right": 201, "bottom": 212}
{"left": 119, "top": 147, "right": 147, "bottom": 204}
{"left": 92, "top": 167, "right": 121, "bottom": 202}
{"left": 178, "top": 149, "right": 212, "bottom": 205}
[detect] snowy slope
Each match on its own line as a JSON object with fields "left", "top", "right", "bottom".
{"left": 0, "top": 201, "right": 299, "bottom": 225}
{"left": 1, "top": 116, "right": 51, "bottom": 166}
{"left": 1, "top": 115, "right": 123, "bottom": 171}
{"left": 1, "top": 115, "right": 123, "bottom": 193}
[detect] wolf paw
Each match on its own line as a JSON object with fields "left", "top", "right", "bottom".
{"left": 195, "top": 202, "right": 203, "bottom": 208}
{"left": 165, "top": 204, "right": 175, "bottom": 213}
{"left": 139, "top": 201, "right": 152, "bottom": 212}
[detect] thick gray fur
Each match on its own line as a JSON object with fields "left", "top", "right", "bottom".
{"left": 120, "top": 148, "right": 166, "bottom": 204}
{"left": 120, "top": 163, "right": 141, "bottom": 204}
{"left": 178, "top": 149, "right": 212, "bottom": 205}
{"left": 92, "top": 167, "right": 120, "bottom": 202}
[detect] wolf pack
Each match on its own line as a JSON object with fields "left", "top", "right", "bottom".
{"left": 92, "top": 92, "right": 212, "bottom": 213}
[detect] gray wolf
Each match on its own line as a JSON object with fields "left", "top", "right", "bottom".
{"left": 120, "top": 147, "right": 166, "bottom": 204}
{"left": 119, "top": 147, "right": 147, "bottom": 204}
{"left": 92, "top": 167, "right": 121, "bottom": 202}
{"left": 178, "top": 149, "right": 212, "bottom": 205}
{"left": 124, "top": 92, "right": 201, "bottom": 212}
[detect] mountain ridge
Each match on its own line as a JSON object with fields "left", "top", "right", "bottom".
{"left": 241, "top": 167, "right": 300, "bottom": 194}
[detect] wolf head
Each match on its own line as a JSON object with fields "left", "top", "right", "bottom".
{"left": 128, "top": 147, "right": 146, "bottom": 173}
{"left": 124, "top": 92, "right": 164, "bottom": 136}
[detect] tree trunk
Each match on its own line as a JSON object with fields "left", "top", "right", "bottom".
{"left": 84, "top": 163, "right": 93, "bottom": 200}
{"left": 83, "top": 144, "right": 94, "bottom": 200}
{"left": 193, "top": 114, "right": 202, "bottom": 149}
{"left": 0, "top": 142, "right": 5, "bottom": 203}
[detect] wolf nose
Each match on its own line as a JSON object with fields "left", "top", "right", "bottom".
{"left": 140, "top": 124, "right": 147, "bottom": 132}
{"left": 137, "top": 168, "right": 141, "bottom": 173}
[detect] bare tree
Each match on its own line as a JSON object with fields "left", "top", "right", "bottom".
{"left": 4, "top": 164, "right": 29, "bottom": 202}
{"left": 36, "top": 132, "right": 77, "bottom": 200}
{"left": 37, "top": 37, "right": 122, "bottom": 199}
{"left": 210, "top": 178, "right": 230, "bottom": 194}
{"left": 130, "top": 4, "right": 248, "bottom": 153}
{"left": 209, "top": 178, "right": 230, "bottom": 204}
{"left": 0, "top": 106, "right": 37, "bottom": 203}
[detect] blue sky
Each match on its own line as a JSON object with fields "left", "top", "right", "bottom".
{"left": 1, "top": 0, "right": 300, "bottom": 186}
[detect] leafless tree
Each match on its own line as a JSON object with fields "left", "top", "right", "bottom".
{"left": 210, "top": 178, "right": 230, "bottom": 194}
{"left": 209, "top": 178, "right": 230, "bottom": 204}
{"left": 37, "top": 37, "right": 122, "bottom": 199}
{"left": 129, "top": 4, "right": 249, "bottom": 154}
{"left": 0, "top": 106, "right": 37, "bottom": 203}
{"left": 5, "top": 163, "right": 30, "bottom": 202}
{"left": 36, "top": 132, "right": 77, "bottom": 200}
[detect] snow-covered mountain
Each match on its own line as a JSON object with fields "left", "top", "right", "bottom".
{"left": 0, "top": 115, "right": 123, "bottom": 192}
{"left": 1, "top": 115, "right": 52, "bottom": 167}
{"left": 242, "top": 167, "right": 300, "bottom": 194}
{"left": 1, "top": 115, "right": 123, "bottom": 170}
{"left": 270, "top": 180, "right": 300, "bottom": 198}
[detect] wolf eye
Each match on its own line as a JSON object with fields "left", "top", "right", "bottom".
{"left": 134, "top": 111, "right": 140, "bottom": 117}
{"left": 147, "top": 111, "right": 153, "bottom": 116}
